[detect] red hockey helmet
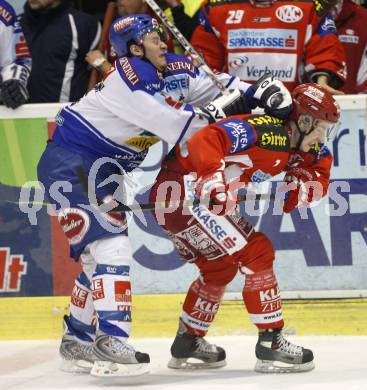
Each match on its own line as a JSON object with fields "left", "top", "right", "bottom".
{"left": 291, "top": 83, "right": 340, "bottom": 140}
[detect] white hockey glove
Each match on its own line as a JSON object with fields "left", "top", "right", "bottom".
{"left": 195, "top": 171, "right": 237, "bottom": 215}
{"left": 246, "top": 74, "right": 293, "bottom": 120}
{"left": 201, "top": 89, "right": 252, "bottom": 124}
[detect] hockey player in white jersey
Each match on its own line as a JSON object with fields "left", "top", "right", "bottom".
{"left": 0, "top": 0, "right": 31, "bottom": 109}
{"left": 37, "top": 13, "right": 293, "bottom": 377}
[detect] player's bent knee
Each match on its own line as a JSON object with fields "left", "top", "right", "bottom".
{"left": 233, "top": 232, "right": 275, "bottom": 273}
{"left": 198, "top": 259, "right": 238, "bottom": 286}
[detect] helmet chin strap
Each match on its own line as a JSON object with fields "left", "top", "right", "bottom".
{"left": 295, "top": 121, "right": 306, "bottom": 150}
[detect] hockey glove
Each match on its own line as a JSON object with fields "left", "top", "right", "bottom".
{"left": 201, "top": 89, "right": 252, "bottom": 124}
{"left": 0, "top": 79, "right": 29, "bottom": 109}
{"left": 246, "top": 74, "right": 293, "bottom": 120}
{"left": 281, "top": 166, "right": 326, "bottom": 213}
{"left": 195, "top": 171, "right": 237, "bottom": 216}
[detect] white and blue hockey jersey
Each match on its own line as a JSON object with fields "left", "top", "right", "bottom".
{"left": 53, "top": 53, "right": 251, "bottom": 172}
{"left": 0, "top": 0, "right": 31, "bottom": 86}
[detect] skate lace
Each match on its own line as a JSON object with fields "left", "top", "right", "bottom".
{"left": 195, "top": 337, "right": 218, "bottom": 355}
{"left": 110, "top": 337, "right": 135, "bottom": 357}
{"left": 276, "top": 333, "right": 302, "bottom": 356}
{"left": 62, "top": 338, "right": 95, "bottom": 360}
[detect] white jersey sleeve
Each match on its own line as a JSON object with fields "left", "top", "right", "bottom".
{"left": 98, "top": 63, "right": 208, "bottom": 145}
{"left": 0, "top": 1, "right": 31, "bottom": 85}
{"left": 163, "top": 53, "right": 252, "bottom": 107}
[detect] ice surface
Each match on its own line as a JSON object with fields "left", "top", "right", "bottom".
{"left": 1, "top": 336, "right": 367, "bottom": 390}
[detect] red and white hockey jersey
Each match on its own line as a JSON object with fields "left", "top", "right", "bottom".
{"left": 191, "top": 0, "right": 346, "bottom": 91}
{"left": 177, "top": 114, "right": 332, "bottom": 188}
{"left": 336, "top": 0, "right": 367, "bottom": 93}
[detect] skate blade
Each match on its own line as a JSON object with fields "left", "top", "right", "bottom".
{"left": 168, "top": 357, "right": 226, "bottom": 370}
{"left": 255, "top": 359, "right": 315, "bottom": 373}
{"left": 90, "top": 360, "right": 150, "bottom": 377}
{"left": 60, "top": 359, "right": 93, "bottom": 374}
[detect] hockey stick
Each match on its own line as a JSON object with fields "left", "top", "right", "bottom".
{"left": 8, "top": 192, "right": 276, "bottom": 212}
{"left": 76, "top": 167, "right": 276, "bottom": 213}
{"left": 144, "top": 0, "right": 229, "bottom": 95}
{"left": 87, "top": 2, "right": 117, "bottom": 92}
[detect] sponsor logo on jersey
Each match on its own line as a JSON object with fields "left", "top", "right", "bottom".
{"left": 92, "top": 278, "right": 105, "bottom": 300}
{"left": 0, "top": 5, "right": 13, "bottom": 24}
{"left": 71, "top": 284, "right": 89, "bottom": 308}
{"left": 318, "top": 14, "right": 337, "bottom": 36}
{"left": 227, "top": 52, "right": 297, "bottom": 82}
{"left": 260, "top": 286, "right": 281, "bottom": 302}
{"left": 228, "top": 28, "right": 297, "bottom": 50}
{"left": 259, "top": 286, "right": 282, "bottom": 313}
{"left": 58, "top": 208, "right": 90, "bottom": 245}
{"left": 166, "top": 61, "right": 195, "bottom": 74}
{"left": 251, "top": 169, "right": 273, "bottom": 183}
{"left": 184, "top": 174, "right": 248, "bottom": 255}
{"left": 119, "top": 57, "right": 140, "bottom": 85}
{"left": 261, "top": 131, "right": 287, "bottom": 147}
{"left": 165, "top": 95, "right": 184, "bottom": 109}
{"left": 191, "top": 297, "right": 220, "bottom": 322}
{"left": 164, "top": 77, "right": 189, "bottom": 91}
{"left": 253, "top": 17, "right": 272, "bottom": 23}
{"left": 114, "top": 281, "right": 131, "bottom": 303}
{"left": 164, "top": 228, "right": 198, "bottom": 262}
{"left": 220, "top": 119, "right": 256, "bottom": 153}
{"left": 275, "top": 5, "right": 303, "bottom": 23}
{"left": 15, "top": 34, "right": 30, "bottom": 58}
{"left": 0, "top": 247, "right": 27, "bottom": 292}
{"left": 339, "top": 34, "right": 359, "bottom": 44}
{"left": 177, "top": 224, "right": 225, "bottom": 260}
{"left": 125, "top": 136, "right": 160, "bottom": 151}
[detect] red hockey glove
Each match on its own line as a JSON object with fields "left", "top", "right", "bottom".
{"left": 195, "top": 171, "right": 237, "bottom": 216}
{"left": 282, "top": 166, "right": 326, "bottom": 213}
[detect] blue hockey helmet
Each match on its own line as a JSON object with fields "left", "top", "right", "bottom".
{"left": 109, "top": 14, "right": 164, "bottom": 57}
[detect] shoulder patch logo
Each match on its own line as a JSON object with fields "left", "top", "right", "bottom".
{"left": 276, "top": 5, "right": 303, "bottom": 23}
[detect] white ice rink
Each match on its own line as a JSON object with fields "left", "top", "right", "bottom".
{"left": 1, "top": 336, "right": 367, "bottom": 390}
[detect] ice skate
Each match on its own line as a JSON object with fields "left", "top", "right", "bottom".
{"left": 59, "top": 316, "right": 96, "bottom": 374}
{"left": 255, "top": 328, "right": 314, "bottom": 373}
{"left": 90, "top": 332, "right": 150, "bottom": 377}
{"left": 168, "top": 319, "right": 226, "bottom": 369}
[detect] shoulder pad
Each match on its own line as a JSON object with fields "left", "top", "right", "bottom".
{"left": 248, "top": 114, "right": 290, "bottom": 152}
{"left": 317, "top": 13, "right": 337, "bottom": 36}
{"left": 214, "top": 117, "right": 257, "bottom": 154}
{"left": 116, "top": 56, "right": 164, "bottom": 95}
{"left": 0, "top": 0, "right": 16, "bottom": 27}
{"left": 164, "top": 53, "right": 197, "bottom": 78}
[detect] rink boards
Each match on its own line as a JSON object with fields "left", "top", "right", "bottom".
{"left": 0, "top": 295, "right": 366, "bottom": 340}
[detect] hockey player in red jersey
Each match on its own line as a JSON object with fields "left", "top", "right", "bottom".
{"left": 333, "top": 0, "right": 367, "bottom": 93}
{"left": 149, "top": 82, "right": 340, "bottom": 373}
{"left": 190, "top": 0, "right": 347, "bottom": 94}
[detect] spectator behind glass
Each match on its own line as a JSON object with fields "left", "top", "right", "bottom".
{"left": 333, "top": 0, "right": 367, "bottom": 93}
{"left": 0, "top": 0, "right": 31, "bottom": 109}
{"left": 20, "top": 0, "right": 101, "bottom": 103}
{"left": 85, "top": 0, "right": 174, "bottom": 77}
{"left": 191, "top": 0, "right": 347, "bottom": 95}
{"left": 164, "top": 0, "right": 203, "bottom": 41}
